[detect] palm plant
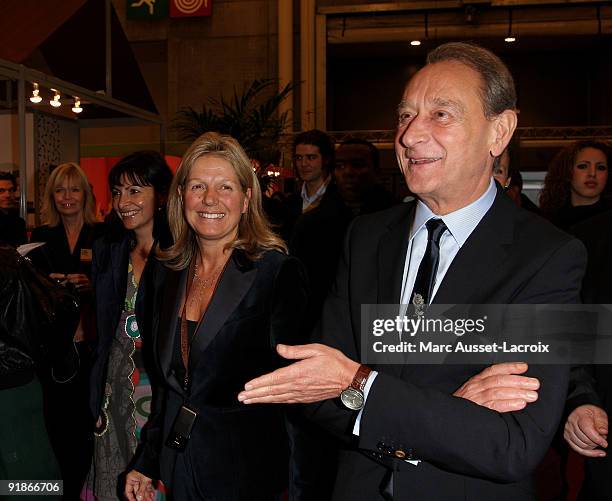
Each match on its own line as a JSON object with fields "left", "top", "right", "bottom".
{"left": 173, "top": 79, "right": 294, "bottom": 161}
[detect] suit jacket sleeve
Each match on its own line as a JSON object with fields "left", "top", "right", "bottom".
{"left": 358, "top": 237, "right": 586, "bottom": 483}
{"left": 566, "top": 364, "right": 602, "bottom": 412}
{"left": 269, "top": 256, "right": 310, "bottom": 347}
{"left": 88, "top": 238, "right": 105, "bottom": 418}
{"left": 565, "top": 215, "right": 609, "bottom": 414}
{"left": 132, "top": 258, "right": 167, "bottom": 480}
{"left": 132, "top": 382, "right": 166, "bottom": 480}
{"left": 305, "top": 219, "right": 368, "bottom": 441}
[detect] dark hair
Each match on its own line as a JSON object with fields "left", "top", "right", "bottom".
{"left": 540, "top": 140, "right": 612, "bottom": 214}
{"left": 339, "top": 138, "right": 380, "bottom": 170}
{"left": 106, "top": 151, "right": 174, "bottom": 247}
{"left": 0, "top": 171, "right": 17, "bottom": 189}
{"left": 293, "top": 129, "right": 335, "bottom": 173}
{"left": 509, "top": 168, "right": 523, "bottom": 191}
{"left": 108, "top": 151, "right": 173, "bottom": 198}
{"left": 426, "top": 42, "right": 516, "bottom": 119}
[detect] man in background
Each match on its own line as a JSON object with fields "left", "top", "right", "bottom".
{"left": 334, "top": 138, "right": 395, "bottom": 216}
{"left": 282, "top": 129, "right": 335, "bottom": 240}
{"left": 0, "top": 171, "right": 26, "bottom": 247}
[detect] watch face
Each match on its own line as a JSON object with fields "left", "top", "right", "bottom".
{"left": 340, "top": 388, "right": 364, "bottom": 410}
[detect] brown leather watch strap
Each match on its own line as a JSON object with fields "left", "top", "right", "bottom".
{"left": 351, "top": 365, "right": 372, "bottom": 392}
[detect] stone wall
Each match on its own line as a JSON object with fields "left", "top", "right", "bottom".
{"left": 112, "top": 0, "right": 284, "bottom": 142}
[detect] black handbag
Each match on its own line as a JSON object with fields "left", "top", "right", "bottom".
{"left": 0, "top": 245, "right": 80, "bottom": 383}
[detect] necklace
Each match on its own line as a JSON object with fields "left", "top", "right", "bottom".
{"left": 193, "top": 262, "right": 222, "bottom": 288}
{"left": 188, "top": 262, "right": 223, "bottom": 313}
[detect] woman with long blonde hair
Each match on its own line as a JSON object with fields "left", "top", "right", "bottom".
{"left": 29, "top": 162, "right": 104, "bottom": 500}
{"left": 125, "top": 133, "right": 308, "bottom": 501}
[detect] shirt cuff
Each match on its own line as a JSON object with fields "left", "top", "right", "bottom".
{"left": 352, "top": 371, "right": 378, "bottom": 436}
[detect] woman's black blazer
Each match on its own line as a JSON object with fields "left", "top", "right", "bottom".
{"left": 89, "top": 234, "right": 159, "bottom": 420}
{"left": 29, "top": 223, "right": 105, "bottom": 277}
{"left": 133, "top": 249, "right": 309, "bottom": 501}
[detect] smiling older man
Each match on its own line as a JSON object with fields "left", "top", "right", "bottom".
{"left": 239, "top": 42, "right": 586, "bottom": 501}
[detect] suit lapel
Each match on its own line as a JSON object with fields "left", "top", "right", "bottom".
{"left": 53, "top": 223, "right": 72, "bottom": 260}
{"left": 433, "top": 190, "right": 514, "bottom": 306}
{"left": 157, "top": 267, "right": 186, "bottom": 395}
{"left": 376, "top": 204, "right": 414, "bottom": 378}
{"left": 109, "top": 238, "right": 129, "bottom": 302}
{"left": 188, "top": 251, "right": 257, "bottom": 392}
{"left": 377, "top": 204, "right": 414, "bottom": 305}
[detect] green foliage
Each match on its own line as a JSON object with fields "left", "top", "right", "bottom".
{"left": 173, "top": 79, "right": 294, "bottom": 159}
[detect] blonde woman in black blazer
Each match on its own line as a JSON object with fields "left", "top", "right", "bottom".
{"left": 126, "top": 133, "right": 308, "bottom": 501}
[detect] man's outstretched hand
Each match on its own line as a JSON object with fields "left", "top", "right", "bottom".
{"left": 238, "top": 343, "right": 360, "bottom": 404}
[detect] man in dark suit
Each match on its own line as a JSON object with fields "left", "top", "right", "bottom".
{"left": 239, "top": 42, "right": 586, "bottom": 500}
{"left": 564, "top": 209, "right": 612, "bottom": 500}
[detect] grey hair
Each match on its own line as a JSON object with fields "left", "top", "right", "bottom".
{"left": 426, "top": 42, "right": 516, "bottom": 119}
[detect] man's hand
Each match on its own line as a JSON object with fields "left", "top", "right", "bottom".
{"left": 453, "top": 362, "right": 539, "bottom": 412}
{"left": 564, "top": 404, "right": 608, "bottom": 457}
{"left": 238, "top": 343, "right": 360, "bottom": 404}
{"left": 124, "top": 470, "right": 155, "bottom": 501}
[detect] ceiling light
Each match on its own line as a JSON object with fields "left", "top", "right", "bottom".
{"left": 410, "top": 12, "right": 428, "bottom": 48}
{"left": 50, "top": 89, "right": 61, "bottom": 108}
{"left": 72, "top": 97, "right": 83, "bottom": 114}
{"left": 505, "top": 8, "right": 517, "bottom": 43}
{"left": 30, "top": 83, "right": 42, "bottom": 103}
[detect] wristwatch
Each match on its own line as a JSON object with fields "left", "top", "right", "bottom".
{"left": 340, "top": 365, "right": 372, "bottom": 411}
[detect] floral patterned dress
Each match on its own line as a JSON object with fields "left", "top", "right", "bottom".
{"left": 83, "top": 261, "right": 165, "bottom": 501}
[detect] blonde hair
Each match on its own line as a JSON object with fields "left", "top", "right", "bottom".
{"left": 160, "top": 132, "right": 286, "bottom": 270}
{"left": 41, "top": 162, "right": 97, "bottom": 227}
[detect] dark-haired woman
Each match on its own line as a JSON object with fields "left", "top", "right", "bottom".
{"left": 540, "top": 140, "right": 612, "bottom": 230}
{"left": 83, "top": 151, "right": 173, "bottom": 501}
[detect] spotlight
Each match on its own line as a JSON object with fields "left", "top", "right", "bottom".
{"left": 72, "top": 97, "right": 83, "bottom": 114}
{"left": 505, "top": 9, "right": 517, "bottom": 43}
{"left": 50, "top": 89, "right": 61, "bottom": 108}
{"left": 410, "top": 12, "right": 428, "bottom": 48}
{"left": 30, "top": 83, "right": 42, "bottom": 103}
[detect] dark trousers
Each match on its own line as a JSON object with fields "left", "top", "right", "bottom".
{"left": 0, "top": 378, "right": 61, "bottom": 501}
{"left": 42, "top": 342, "right": 94, "bottom": 501}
